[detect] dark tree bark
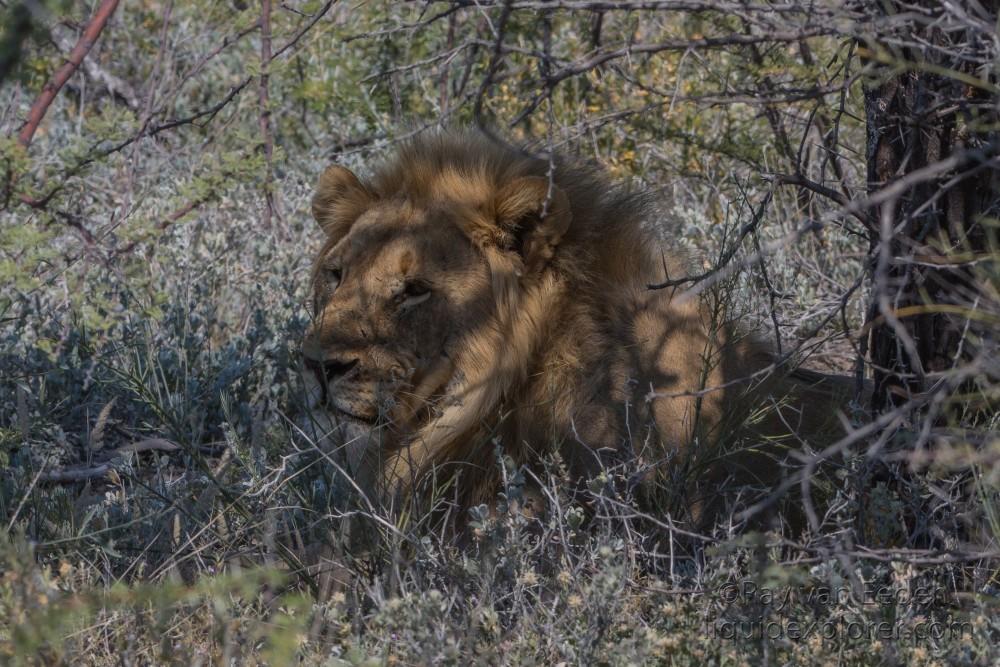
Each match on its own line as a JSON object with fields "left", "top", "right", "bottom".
{"left": 864, "top": 1, "right": 1000, "bottom": 416}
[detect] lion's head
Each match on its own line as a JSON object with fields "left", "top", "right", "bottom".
{"left": 302, "top": 136, "right": 572, "bottom": 439}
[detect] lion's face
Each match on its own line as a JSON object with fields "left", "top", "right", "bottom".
{"left": 303, "top": 195, "right": 492, "bottom": 424}
{"left": 304, "top": 157, "right": 571, "bottom": 431}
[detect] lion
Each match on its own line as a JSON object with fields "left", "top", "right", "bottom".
{"left": 301, "top": 131, "right": 856, "bottom": 528}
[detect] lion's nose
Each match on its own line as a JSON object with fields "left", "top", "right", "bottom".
{"left": 304, "top": 356, "right": 359, "bottom": 383}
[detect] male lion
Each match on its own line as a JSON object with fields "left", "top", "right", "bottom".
{"left": 302, "top": 131, "right": 854, "bottom": 527}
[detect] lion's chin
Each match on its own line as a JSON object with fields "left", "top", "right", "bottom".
{"left": 326, "top": 402, "right": 380, "bottom": 425}
{"left": 320, "top": 389, "right": 389, "bottom": 424}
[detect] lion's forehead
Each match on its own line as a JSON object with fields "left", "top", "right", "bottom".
{"left": 334, "top": 206, "right": 481, "bottom": 275}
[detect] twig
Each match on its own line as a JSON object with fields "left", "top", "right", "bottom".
{"left": 115, "top": 438, "right": 181, "bottom": 455}
{"left": 473, "top": 0, "right": 515, "bottom": 140}
{"left": 39, "top": 464, "right": 114, "bottom": 483}
{"left": 545, "top": 28, "right": 834, "bottom": 86}
{"left": 648, "top": 190, "right": 773, "bottom": 289}
{"left": 258, "top": 0, "right": 279, "bottom": 229}
{"left": 765, "top": 172, "right": 874, "bottom": 228}
{"left": 40, "top": 438, "right": 182, "bottom": 483}
{"left": 270, "top": 0, "right": 335, "bottom": 60}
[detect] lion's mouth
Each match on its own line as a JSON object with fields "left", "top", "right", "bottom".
{"left": 304, "top": 358, "right": 380, "bottom": 424}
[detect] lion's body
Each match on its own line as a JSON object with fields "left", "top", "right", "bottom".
{"left": 303, "top": 132, "right": 854, "bottom": 524}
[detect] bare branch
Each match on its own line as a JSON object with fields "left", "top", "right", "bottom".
{"left": 259, "top": 0, "right": 279, "bottom": 229}
{"left": 17, "top": 0, "right": 120, "bottom": 148}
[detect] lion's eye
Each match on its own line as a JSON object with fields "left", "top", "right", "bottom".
{"left": 398, "top": 281, "right": 431, "bottom": 309}
{"left": 326, "top": 267, "right": 342, "bottom": 288}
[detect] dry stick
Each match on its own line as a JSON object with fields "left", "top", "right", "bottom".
{"left": 270, "top": 0, "right": 335, "bottom": 60}
{"left": 765, "top": 172, "right": 872, "bottom": 228}
{"left": 472, "top": 0, "right": 515, "bottom": 142}
{"left": 17, "top": 0, "right": 120, "bottom": 148}
{"left": 547, "top": 28, "right": 835, "bottom": 85}
{"left": 39, "top": 464, "right": 115, "bottom": 483}
{"left": 440, "top": 11, "right": 458, "bottom": 112}
{"left": 649, "top": 190, "right": 774, "bottom": 290}
{"left": 39, "top": 438, "right": 183, "bottom": 483}
{"left": 7, "top": 465, "right": 47, "bottom": 530}
{"left": 123, "top": 1, "right": 174, "bottom": 235}
{"left": 259, "top": 0, "right": 279, "bottom": 229}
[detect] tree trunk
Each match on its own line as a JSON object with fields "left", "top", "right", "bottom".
{"left": 864, "top": 2, "right": 1000, "bottom": 417}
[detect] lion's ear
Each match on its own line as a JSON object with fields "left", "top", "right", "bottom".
{"left": 312, "top": 165, "right": 376, "bottom": 240}
{"left": 494, "top": 176, "right": 571, "bottom": 273}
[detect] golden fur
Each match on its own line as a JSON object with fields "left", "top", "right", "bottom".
{"left": 303, "top": 131, "right": 853, "bottom": 523}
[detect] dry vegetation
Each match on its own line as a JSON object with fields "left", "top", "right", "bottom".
{"left": 0, "top": 1, "right": 997, "bottom": 665}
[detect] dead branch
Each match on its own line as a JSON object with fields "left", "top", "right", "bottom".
{"left": 41, "top": 438, "right": 182, "bottom": 483}
{"left": 270, "top": 0, "right": 335, "bottom": 60}
{"left": 114, "top": 438, "right": 181, "bottom": 456}
{"left": 544, "top": 28, "right": 836, "bottom": 85}
{"left": 764, "top": 172, "right": 873, "bottom": 228}
{"left": 259, "top": 0, "right": 279, "bottom": 229}
{"left": 39, "top": 464, "right": 114, "bottom": 483}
